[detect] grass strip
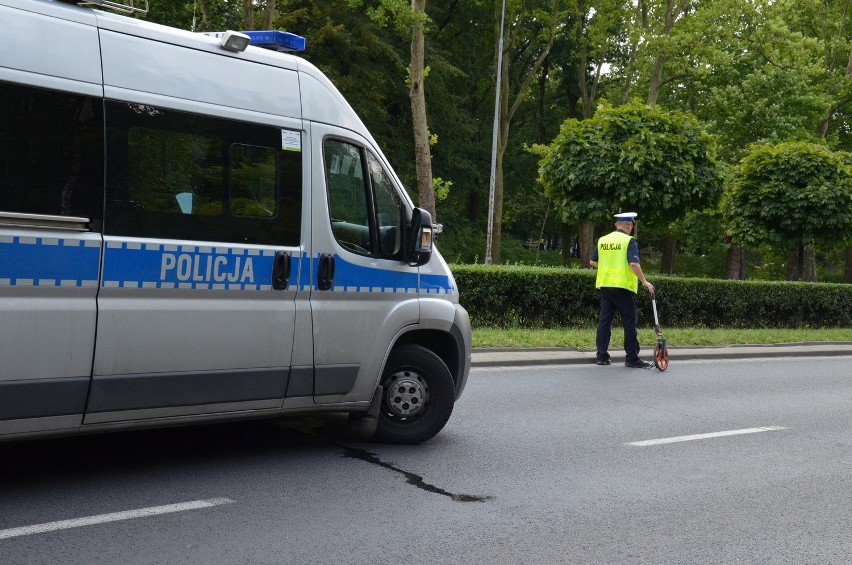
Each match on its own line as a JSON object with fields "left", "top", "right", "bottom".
{"left": 473, "top": 327, "right": 852, "bottom": 350}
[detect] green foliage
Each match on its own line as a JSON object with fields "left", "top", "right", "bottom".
{"left": 537, "top": 101, "right": 724, "bottom": 226}
{"left": 432, "top": 177, "right": 452, "bottom": 202}
{"left": 453, "top": 264, "right": 852, "bottom": 329}
{"left": 134, "top": 0, "right": 852, "bottom": 279}
{"left": 473, "top": 326, "right": 852, "bottom": 348}
{"left": 680, "top": 0, "right": 851, "bottom": 160}
{"left": 455, "top": 265, "right": 601, "bottom": 327}
{"left": 347, "top": 0, "right": 420, "bottom": 32}
{"left": 141, "top": 0, "right": 243, "bottom": 31}
{"left": 724, "top": 142, "right": 852, "bottom": 248}
{"left": 276, "top": 0, "right": 411, "bottom": 177}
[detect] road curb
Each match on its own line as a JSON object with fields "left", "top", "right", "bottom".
{"left": 471, "top": 343, "right": 852, "bottom": 368}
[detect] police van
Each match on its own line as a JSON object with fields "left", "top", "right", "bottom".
{"left": 0, "top": 0, "right": 470, "bottom": 444}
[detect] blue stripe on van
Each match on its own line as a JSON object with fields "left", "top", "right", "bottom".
{"left": 314, "top": 255, "right": 454, "bottom": 294}
{"left": 0, "top": 236, "right": 100, "bottom": 287}
{"left": 331, "top": 255, "right": 419, "bottom": 292}
{"left": 298, "top": 253, "right": 313, "bottom": 291}
{"left": 421, "top": 272, "right": 455, "bottom": 294}
{"left": 101, "top": 241, "right": 280, "bottom": 291}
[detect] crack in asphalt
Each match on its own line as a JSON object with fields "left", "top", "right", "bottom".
{"left": 274, "top": 418, "right": 493, "bottom": 503}
{"left": 338, "top": 444, "right": 493, "bottom": 503}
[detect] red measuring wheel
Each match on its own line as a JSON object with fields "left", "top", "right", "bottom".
{"left": 654, "top": 341, "right": 669, "bottom": 372}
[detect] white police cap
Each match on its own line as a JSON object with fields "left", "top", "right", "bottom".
{"left": 614, "top": 212, "right": 638, "bottom": 222}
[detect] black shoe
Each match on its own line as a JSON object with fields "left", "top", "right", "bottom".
{"left": 596, "top": 359, "right": 611, "bottom": 365}
{"left": 625, "top": 359, "right": 651, "bottom": 368}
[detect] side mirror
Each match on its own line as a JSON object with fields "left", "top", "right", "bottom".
{"left": 405, "top": 207, "right": 433, "bottom": 267}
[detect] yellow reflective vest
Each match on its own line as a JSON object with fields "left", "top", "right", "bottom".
{"left": 595, "top": 231, "right": 638, "bottom": 293}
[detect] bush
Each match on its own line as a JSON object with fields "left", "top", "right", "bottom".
{"left": 453, "top": 264, "right": 852, "bottom": 329}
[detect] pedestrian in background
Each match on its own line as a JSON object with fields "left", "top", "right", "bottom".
{"left": 589, "top": 212, "right": 655, "bottom": 368}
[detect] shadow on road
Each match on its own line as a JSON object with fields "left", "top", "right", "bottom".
{"left": 0, "top": 414, "right": 352, "bottom": 490}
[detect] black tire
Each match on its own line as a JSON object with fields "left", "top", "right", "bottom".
{"left": 373, "top": 344, "right": 455, "bottom": 444}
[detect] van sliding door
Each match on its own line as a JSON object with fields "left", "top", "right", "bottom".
{"left": 86, "top": 101, "right": 302, "bottom": 423}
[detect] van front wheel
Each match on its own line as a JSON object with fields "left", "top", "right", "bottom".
{"left": 373, "top": 344, "right": 455, "bottom": 444}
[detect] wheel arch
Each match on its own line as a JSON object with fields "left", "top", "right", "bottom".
{"left": 391, "top": 324, "right": 468, "bottom": 400}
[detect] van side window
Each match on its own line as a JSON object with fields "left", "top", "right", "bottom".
{"left": 324, "top": 139, "right": 403, "bottom": 259}
{"left": 126, "top": 126, "right": 224, "bottom": 217}
{"left": 231, "top": 144, "right": 277, "bottom": 218}
{"left": 105, "top": 102, "right": 300, "bottom": 246}
{"left": 0, "top": 81, "right": 103, "bottom": 221}
{"left": 325, "top": 140, "right": 372, "bottom": 255}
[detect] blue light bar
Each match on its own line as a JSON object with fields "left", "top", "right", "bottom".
{"left": 243, "top": 30, "right": 306, "bottom": 52}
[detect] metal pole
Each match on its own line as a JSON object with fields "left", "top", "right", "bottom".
{"left": 485, "top": 0, "right": 506, "bottom": 265}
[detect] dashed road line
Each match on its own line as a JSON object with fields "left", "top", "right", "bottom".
{"left": 0, "top": 497, "right": 234, "bottom": 540}
{"left": 626, "top": 426, "right": 787, "bottom": 447}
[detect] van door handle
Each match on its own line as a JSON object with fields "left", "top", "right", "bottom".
{"left": 272, "top": 251, "right": 291, "bottom": 290}
{"left": 318, "top": 253, "right": 335, "bottom": 291}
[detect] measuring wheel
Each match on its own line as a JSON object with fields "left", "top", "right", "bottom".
{"left": 654, "top": 340, "right": 669, "bottom": 372}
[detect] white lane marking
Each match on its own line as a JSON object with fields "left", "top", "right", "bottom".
{"left": 626, "top": 426, "right": 787, "bottom": 447}
{"left": 0, "top": 497, "right": 234, "bottom": 540}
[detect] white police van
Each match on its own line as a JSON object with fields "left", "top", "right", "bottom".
{"left": 0, "top": 0, "right": 470, "bottom": 444}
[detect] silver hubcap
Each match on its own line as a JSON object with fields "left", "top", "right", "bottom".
{"left": 385, "top": 371, "right": 428, "bottom": 418}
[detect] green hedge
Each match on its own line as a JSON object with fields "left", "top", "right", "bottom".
{"left": 452, "top": 264, "right": 852, "bottom": 329}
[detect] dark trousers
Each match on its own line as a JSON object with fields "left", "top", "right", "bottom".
{"left": 596, "top": 287, "right": 640, "bottom": 363}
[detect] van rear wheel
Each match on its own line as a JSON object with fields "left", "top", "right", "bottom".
{"left": 373, "top": 344, "right": 455, "bottom": 444}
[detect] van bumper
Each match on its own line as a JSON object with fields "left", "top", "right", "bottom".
{"left": 451, "top": 304, "right": 472, "bottom": 400}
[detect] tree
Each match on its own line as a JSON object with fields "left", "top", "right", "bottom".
{"left": 486, "top": 0, "right": 562, "bottom": 263}
{"left": 536, "top": 102, "right": 724, "bottom": 264}
{"left": 612, "top": 0, "right": 744, "bottom": 106}
{"left": 619, "top": 0, "right": 759, "bottom": 272}
{"left": 335, "top": 0, "right": 438, "bottom": 219}
{"left": 142, "top": 0, "right": 242, "bottom": 32}
{"left": 410, "top": 0, "right": 436, "bottom": 219}
{"left": 277, "top": 0, "right": 411, "bottom": 173}
{"left": 239, "top": 0, "right": 277, "bottom": 30}
{"left": 723, "top": 142, "right": 852, "bottom": 282}
{"left": 423, "top": 0, "right": 495, "bottom": 249}
{"left": 625, "top": 0, "right": 850, "bottom": 278}
{"left": 565, "top": 0, "right": 632, "bottom": 266}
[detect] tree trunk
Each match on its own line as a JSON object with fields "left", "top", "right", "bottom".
{"left": 801, "top": 244, "right": 817, "bottom": 282}
{"left": 726, "top": 244, "right": 744, "bottom": 280}
{"left": 492, "top": 132, "right": 506, "bottom": 263}
{"left": 844, "top": 244, "right": 852, "bottom": 283}
{"left": 487, "top": 0, "right": 558, "bottom": 264}
{"left": 576, "top": 2, "right": 593, "bottom": 119}
{"left": 786, "top": 248, "right": 801, "bottom": 281}
{"left": 659, "top": 235, "right": 677, "bottom": 274}
{"left": 410, "top": 0, "right": 435, "bottom": 220}
{"left": 538, "top": 56, "right": 549, "bottom": 143}
{"left": 560, "top": 223, "right": 572, "bottom": 264}
{"left": 579, "top": 220, "right": 595, "bottom": 268}
{"left": 535, "top": 200, "right": 551, "bottom": 264}
{"left": 198, "top": 0, "right": 213, "bottom": 32}
{"left": 242, "top": 0, "right": 255, "bottom": 31}
{"left": 645, "top": 0, "right": 677, "bottom": 106}
{"left": 263, "top": 0, "right": 276, "bottom": 30}
{"left": 646, "top": 55, "right": 666, "bottom": 105}
{"left": 620, "top": 46, "right": 638, "bottom": 104}
{"left": 818, "top": 47, "right": 851, "bottom": 137}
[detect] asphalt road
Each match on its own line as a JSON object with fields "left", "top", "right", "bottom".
{"left": 1, "top": 356, "right": 851, "bottom": 564}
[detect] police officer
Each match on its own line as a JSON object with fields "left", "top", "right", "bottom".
{"left": 589, "top": 212, "right": 654, "bottom": 368}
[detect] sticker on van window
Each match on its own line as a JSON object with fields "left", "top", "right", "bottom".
{"left": 281, "top": 129, "right": 301, "bottom": 152}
